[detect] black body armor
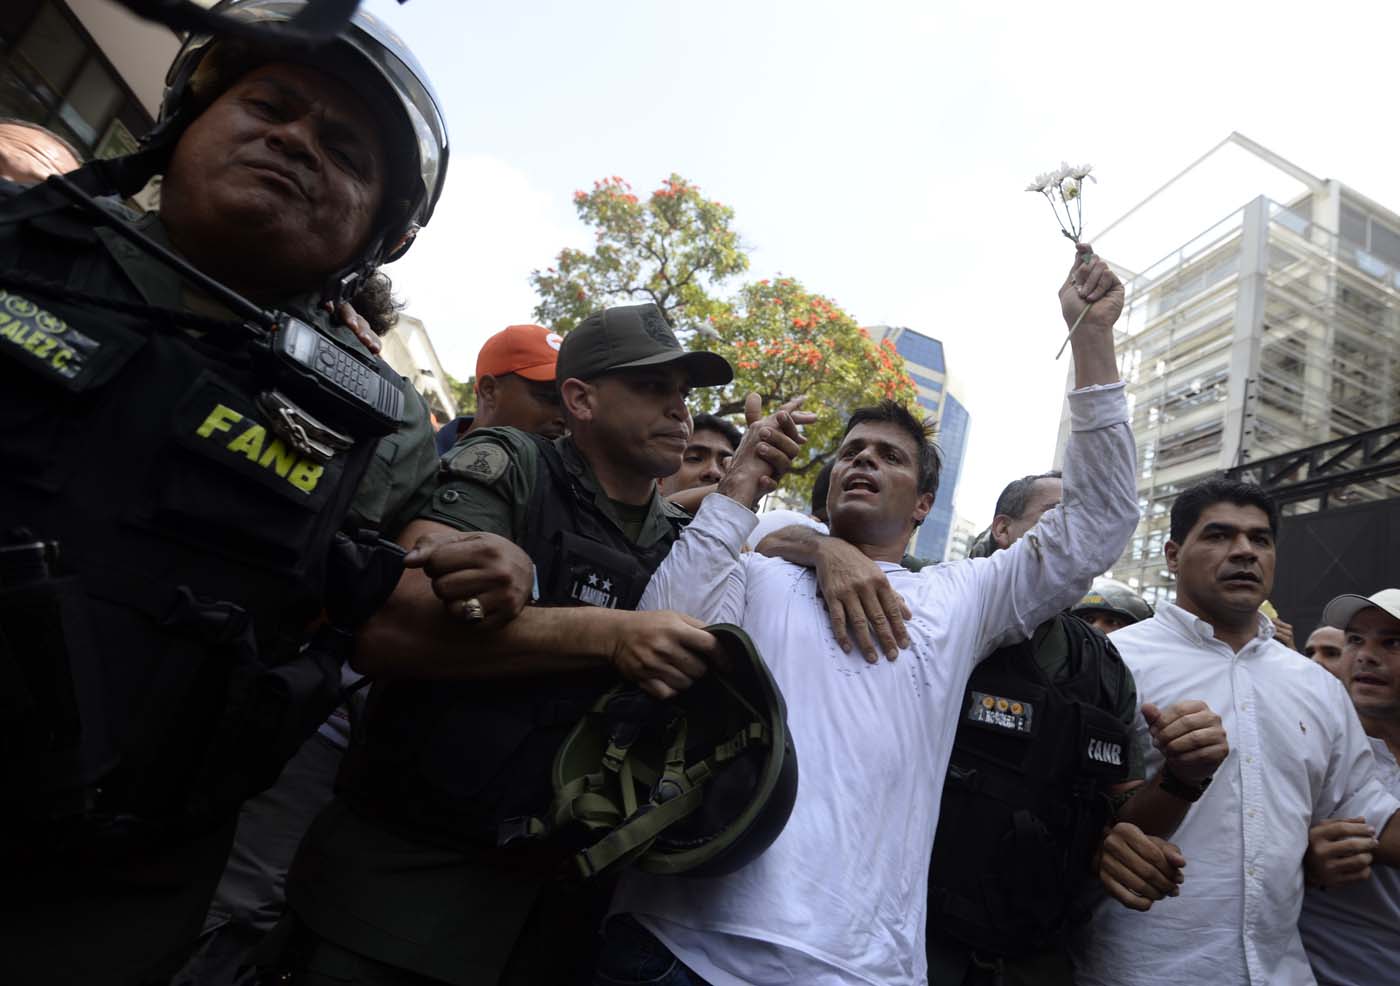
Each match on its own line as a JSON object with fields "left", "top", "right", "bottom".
{"left": 0, "top": 189, "right": 406, "bottom": 851}
{"left": 926, "top": 613, "right": 1132, "bottom": 957}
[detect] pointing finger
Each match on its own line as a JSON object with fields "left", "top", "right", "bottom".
{"left": 744, "top": 392, "right": 763, "bottom": 427}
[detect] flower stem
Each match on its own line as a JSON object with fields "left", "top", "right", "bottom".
{"left": 1043, "top": 191, "right": 1072, "bottom": 240}
{"left": 1055, "top": 302, "right": 1091, "bottom": 360}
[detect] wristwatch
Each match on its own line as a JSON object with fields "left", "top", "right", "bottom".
{"left": 1159, "top": 766, "right": 1212, "bottom": 803}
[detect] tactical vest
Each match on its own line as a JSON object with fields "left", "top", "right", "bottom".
{"left": 0, "top": 191, "right": 403, "bottom": 849}
{"left": 926, "top": 613, "right": 1131, "bottom": 958}
{"left": 349, "top": 436, "right": 686, "bottom": 848}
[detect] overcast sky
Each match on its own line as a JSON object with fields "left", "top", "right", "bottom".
{"left": 362, "top": 0, "right": 1400, "bottom": 520}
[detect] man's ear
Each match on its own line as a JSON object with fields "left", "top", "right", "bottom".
{"left": 991, "top": 513, "right": 1014, "bottom": 551}
{"left": 560, "top": 377, "right": 594, "bottom": 424}
{"left": 912, "top": 491, "right": 934, "bottom": 526}
{"left": 1164, "top": 539, "right": 1180, "bottom": 575}
{"left": 476, "top": 374, "right": 498, "bottom": 411}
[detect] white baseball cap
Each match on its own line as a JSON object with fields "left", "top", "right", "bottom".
{"left": 1321, "top": 588, "right": 1400, "bottom": 630}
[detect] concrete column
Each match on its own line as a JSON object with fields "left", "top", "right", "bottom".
{"left": 1219, "top": 196, "right": 1270, "bottom": 469}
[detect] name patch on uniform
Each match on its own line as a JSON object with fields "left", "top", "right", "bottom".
{"left": 572, "top": 568, "right": 620, "bottom": 608}
{"left": 0, "top": 289, "right": 100, "bottom": 381}
{"left": 965, "top": 691, "right": 1034, "bottom": 734}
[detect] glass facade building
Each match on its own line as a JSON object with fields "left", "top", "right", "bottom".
{"left": 869, "top": 325, "right": 970, "bottom": 561}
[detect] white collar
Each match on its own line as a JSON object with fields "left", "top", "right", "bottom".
{"left": 1156, "top": 600, "right": 1275, "bottom": 650}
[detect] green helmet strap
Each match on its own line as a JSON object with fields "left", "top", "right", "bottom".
{"left": 506, "top": 625, "right": 797, "bottom": 880}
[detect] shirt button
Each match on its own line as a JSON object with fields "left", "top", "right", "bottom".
{"left": 442, "top": 490, "right": 460, "bottom": 503}
{"left": 1246, "top": 755, "right": 1255, "bottom": 764}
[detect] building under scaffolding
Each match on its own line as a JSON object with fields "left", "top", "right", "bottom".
{"left": 1056, "top": 134, "right": 1400, "bottom": 607}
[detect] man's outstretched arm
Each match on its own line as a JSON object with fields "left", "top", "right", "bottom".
{"left": 353, "top": 519, "right": 718, "bottom": 700}
{"left": 969, "top": 246, "right": 1139, "bottom": 653}
{"left": 640, "top": 396, "right": 812, "bottom": 623}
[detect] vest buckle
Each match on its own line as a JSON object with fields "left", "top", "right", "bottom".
{"left": 256, "top": 390, "right": 354, "bottom": 463}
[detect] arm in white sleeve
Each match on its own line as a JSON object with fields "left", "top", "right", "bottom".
{"left": 971, "top": 383, "right": 1139, "bottom": 655}
{"left": 1320, "top": 678, "right": 1400, "bottom": 831}
{"left": 639, "top": 493, "right": 756, "bottom": 625}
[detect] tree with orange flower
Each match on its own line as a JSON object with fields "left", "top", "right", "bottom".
{"left": 689, "top": 277, "right": 919, "bottom": 502}
{"left": 530, "top": 174, "right": 747, "bottom": 332}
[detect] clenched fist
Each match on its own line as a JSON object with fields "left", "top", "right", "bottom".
{"left": 1143, "top": 700, "right": 1228, "bottom": 785}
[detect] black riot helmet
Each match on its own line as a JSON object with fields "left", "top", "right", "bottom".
{"left": 546, "top": 624, "right": 799, "bottom": 879}
{"left": 155, "top": 0, "right": 448, "bottom": 273}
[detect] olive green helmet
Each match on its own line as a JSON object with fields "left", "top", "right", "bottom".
{"left": 546, "top": 624, "right": 798, "bottom": 879}
{"left": 1072, "top": 578, "right": 1154, "bottom": 626}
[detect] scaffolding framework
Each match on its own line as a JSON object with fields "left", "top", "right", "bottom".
{"left": 1063, "top": 139, "right": 1400, "bottom": 604}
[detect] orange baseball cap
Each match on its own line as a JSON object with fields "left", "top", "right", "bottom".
{"left": 475, "top": 323, "right": 563, "bottom": 382}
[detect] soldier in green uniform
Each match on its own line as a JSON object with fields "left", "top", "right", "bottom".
{"left": 274, "top": 302, "right": 809, "bottom": 985}
{"left": 0, "top": 4, "right": 462, "bottom": 983}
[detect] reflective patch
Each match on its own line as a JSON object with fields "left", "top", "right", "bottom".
{"left": 447, "top": 441, "right": 509, "bottom": 484}
{"left": 966, "top": 691, "right": 1034, "bottom": 734}
{"left": 1085, "top": 737, "right": 1123, "bottom": 767}
{"left": 0, "top": 289, "right": 100, "bottom": 381}
{"left": 191, "top": 402, "right": 325, "bottom": 494}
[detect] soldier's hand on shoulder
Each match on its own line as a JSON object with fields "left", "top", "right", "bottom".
{"left": 1142, "top": 700, "right": 1228, "bottom": 785}
{"left": 813, "top": 538, "right": 911, "bottom": 663}
{"left": 1304, "top": 817, "right": 1377, "bottom": 889}
{"left": 404, "top": 528, "right": 533, "bottom": 630}
{"left": 325, "top": 299, "right": 381, "bottom": 354}
{"left": 1097, "top": 821, "right": 1185, "bottom": 912}
{"left": 607, "top": 611, "right": 721, "bottom": 701}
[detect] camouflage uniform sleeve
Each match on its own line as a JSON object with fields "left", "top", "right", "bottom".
{"left": 413, "top": 425, "right": 538, "bottom": 540}
{"left": 346, "top": 387, "right": 439, "bottom": 538}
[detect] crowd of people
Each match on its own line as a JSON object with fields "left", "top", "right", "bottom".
{"left": 2, "top": 3, "right": 1398, "bottom": 985}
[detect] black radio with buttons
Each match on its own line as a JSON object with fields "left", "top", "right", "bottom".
{"left": 259, "top": 314, "right": 403, "bottom": 438}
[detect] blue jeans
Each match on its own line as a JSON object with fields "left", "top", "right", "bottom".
{"left": 594, "top": 915, "right": 709, "bottom": 986}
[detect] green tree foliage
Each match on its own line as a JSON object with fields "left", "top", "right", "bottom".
{"left": 690, "top": 278, "right": 920, "bottom": 502}
{"left": 530, "top": 175, "right": 748, "bottom": 332}
{"left": 447, "top": 372, "right": 476, "bottom": 416}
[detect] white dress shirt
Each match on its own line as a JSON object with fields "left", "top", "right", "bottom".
{"left": 613, "top": 384, "right": 1139, "bottom": 986}
{"left": 1073, "top": 604, "right": 1400, "bottom": 986}
{"left": 1299, "top": 738, "right": 1400, "bottom": 986}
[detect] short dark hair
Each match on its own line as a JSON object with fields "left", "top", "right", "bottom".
{"left": 993, "top": 471, "right": 1062, "bottom": 522}
{"left": 692, "top": 412, "right": 741, "bottom": 452}
{"left": 1169, "top": 477, "right": 1279, "bottom": 544}
{"left": 842, "top": 400, "right": 941, "bottom": 498}
{"left": 811, "top": 458, "right": 835, "bottom": 518}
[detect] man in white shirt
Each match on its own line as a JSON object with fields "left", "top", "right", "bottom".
{"left": 1072, "top": 482, "right": 1400, "bottom": 986}
{"left": 1299, "top": 588, "right": 1400, "bottom": 986}
{"left": 595, "top": 245, "right": 1141, "bottom": 986}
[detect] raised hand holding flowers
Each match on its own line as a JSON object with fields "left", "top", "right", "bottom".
{"left": 1027, "top": 162, "right": 1101, "bottom": 357}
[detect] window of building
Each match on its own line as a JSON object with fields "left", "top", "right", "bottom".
{"left": 907, "top": 370, "right": 943, "bottom": 393}
{"left": 892, "top": 330, "right": 946, "bottom": 374}
{"left": 0, "top": 1, "right": 151, "bottom": 158}
{"left": 1340, "top": 205, "right": 1368, "bottom": 248}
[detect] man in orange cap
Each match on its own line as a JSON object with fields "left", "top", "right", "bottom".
{"left": 436, "top": 323, "right": 566, "bottom": 454}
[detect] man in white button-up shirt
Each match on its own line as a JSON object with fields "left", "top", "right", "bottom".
{"left": 1073, "top": 483, "right": 1400, "bottom": 986}
{"left": 594, "top": 245, "right": 1141, "bottom": 986}
{"left": 1299, "top": 588, "right": 1400, "bottom": 985}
